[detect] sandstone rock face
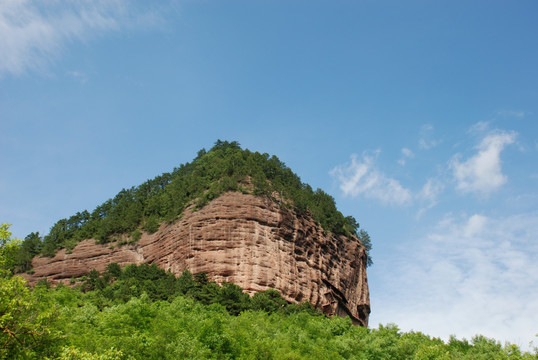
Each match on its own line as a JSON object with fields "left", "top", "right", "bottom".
{"left": 24, "top": 192, "right": 370, "bottom": 326}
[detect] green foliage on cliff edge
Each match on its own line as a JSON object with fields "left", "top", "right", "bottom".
{"left": 17, "top": 140, "right": 372, "bottom": 265}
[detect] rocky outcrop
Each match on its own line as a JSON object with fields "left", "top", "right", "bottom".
{"left": 23, "top": 192, "right": 370, "bottom": 326}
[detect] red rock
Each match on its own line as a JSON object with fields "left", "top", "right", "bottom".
{"left": 23, "top": 192, "right": 370, "bottom": 326}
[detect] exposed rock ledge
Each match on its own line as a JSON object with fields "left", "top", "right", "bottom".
{"left": 23, "top": 192, "right": 370, "bottom": 326}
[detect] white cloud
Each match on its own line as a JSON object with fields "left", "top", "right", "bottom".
{"left": 495, "top": 110, "right": 526, "bottom": 118}
{"left": 0, "top": 0, "right": 173, "bottom": 76}
{"left": 469, "top": 121, "right": 491, "bottom": 133}
{"left": 66, "top": 70, "right": 88, "bottom": 84}
{"left": 398, "top": 147, "right": 414, "bottom": 166}
{"left": 332, "top": 153, "right": 446, "bottom": 212}
{"left": 463, "top": 214, "right": 487, "bottom": 237}
{"left": 372, "top": 212, "right": 538, "bottom": 350}
{"left": 401, "top": 148, "right": 414, "bottom": 158}
{"left": 416, "top": 178, "right": 445, "bottom": 218}
{"left": 450, "top": 131, "right": 517, "bottom": 195}
{"left": 419, "top": 178, "right": 444, "bottom": 203}
{"left": 419, "top": 124, "right": 440, "bottom": 150}
{"left": 331, "top": 152, "right": 412, "bottom": 206}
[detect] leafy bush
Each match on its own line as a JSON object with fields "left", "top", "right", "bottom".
{"left": 130, "top": 229, "right": 142, "bottom": 242}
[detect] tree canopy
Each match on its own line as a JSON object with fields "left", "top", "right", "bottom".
{"left": 14, "top": 141, "right": 372, "bottom": 268}
{"left": 0, "top": 263, "right": 535, "bottom": 359}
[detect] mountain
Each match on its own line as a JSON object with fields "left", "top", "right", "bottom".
{"left": 20, "top": 141, "right": 371, "bottom": 326}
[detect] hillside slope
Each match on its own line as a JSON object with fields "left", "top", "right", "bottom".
{"left": 19, "top": 141, "right": 371, "bottom": 325}
{"left": 23, "top": 191, "right": 370, "bottom": 326}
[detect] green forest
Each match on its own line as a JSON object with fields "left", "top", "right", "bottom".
{"left": 1, "top": 226, "right": 536, "bottom": 359}
{"left": 11, "top": 140, "right": 371, "bottom": 273}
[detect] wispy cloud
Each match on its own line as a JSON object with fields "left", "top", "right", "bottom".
{"left": 398, "top": 147, "right": 414, "bottom": 166}
{"left": 419, "top": 124, "right": 440, "bottom": 150}
{"left": 450, "top": 130, "right": 517, "bottom": 195}
{"left": 373, "top": 211, "right": 538, "bottom": 349}
{"left": 0, "top": 0, "right": 174, "bottom": 76}
{"left": 416, "top": 178, "right": 445, "bottom": 218}
{"left": 333, "top": 123, "right": 520, "bottom": 211}
{"left": 495, "top": 110, "right": 527, "bottom": 118}
{"left": 66, "top": 70, "right": 88, "bottom": 84}
{"left": 332, "top": 152, "right": 446, "bottom": 213}
{"left": 331, "top": 151, "right": 413, "bottom": 206}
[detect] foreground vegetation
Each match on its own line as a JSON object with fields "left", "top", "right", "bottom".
{"left": 2, "top": 275, "right": 537, "bottom": 360}
{"left": 12, "top": 140, "right": 372, "bottom": 272}
{"left": 1, "top": 225, "right": 536, "bottom": 359}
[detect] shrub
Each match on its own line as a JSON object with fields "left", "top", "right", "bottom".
{"left": 131, "top": 229, "right": 142, "bottom": 242}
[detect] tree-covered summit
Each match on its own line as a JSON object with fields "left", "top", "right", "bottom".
{"left": 15, "top": 141, "right": 372, "bottom": 269}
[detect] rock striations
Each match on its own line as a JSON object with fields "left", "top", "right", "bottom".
{"left": 23, "top": 192, "right": 370, "bottom": 326}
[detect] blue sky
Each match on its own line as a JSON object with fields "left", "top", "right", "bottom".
{"left": 1, "top": 0, "right": 537, "bottom": 349}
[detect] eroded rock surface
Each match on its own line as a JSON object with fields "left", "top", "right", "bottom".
{"left": 23, "top": 192, "right": 370, "bottom": 325}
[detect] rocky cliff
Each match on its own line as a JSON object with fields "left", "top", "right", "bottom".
{"left": 23, "top": 192, "right": 370, "bottom": 326}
